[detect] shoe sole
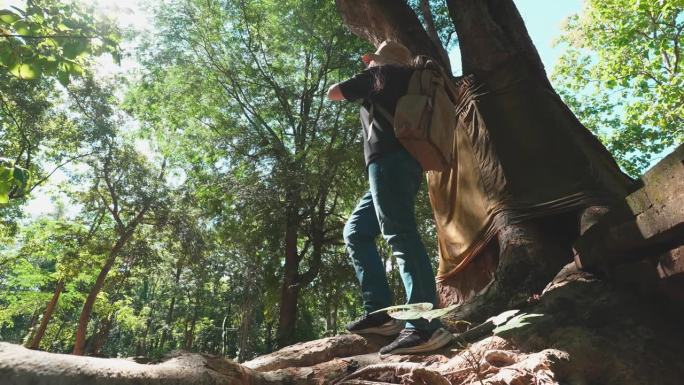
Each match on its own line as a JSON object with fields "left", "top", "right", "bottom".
{"left": 379, "top": 328, "right": 454, "bottom": 355}
{"left": 350, "top": 320, "right": 404, "bottom": 336}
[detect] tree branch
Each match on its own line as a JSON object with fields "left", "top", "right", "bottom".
{"left": 335, "top": 0, "right": 452, "bottom": 73}
{"left": 0, "top": 33, "right": 96, "bottom": 39}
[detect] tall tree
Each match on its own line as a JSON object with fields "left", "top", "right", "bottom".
{"left": 129, "top": 0, "right": 368, "bottom": 348}
{"left": 27, "top": 211, "right": 104, "bottom": 349}
{"left": 71, "top": 141, "right": 167, "bottom": 355}
{"left": 335, "top": 0, "right": 635, "bottom": 322}
{"left": 553, "top": 0, "right": 684, "bottom": 175}
{"left": 67, "top": 78, "right": 168, "bottom": 355}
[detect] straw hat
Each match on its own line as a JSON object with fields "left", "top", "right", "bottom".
{"left": 363, "top": 40, "right": 413, "bottom": 66}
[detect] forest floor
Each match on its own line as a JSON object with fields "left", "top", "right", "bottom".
{"left": 3, "top": 262, "right": 684, "bottom": 385}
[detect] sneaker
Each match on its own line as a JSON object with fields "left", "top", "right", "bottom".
{"left": 379, "top": 327, "right": 453, "bottom": 355}
{"left": 346, "top": 311, "right": 404, "bottom": 336}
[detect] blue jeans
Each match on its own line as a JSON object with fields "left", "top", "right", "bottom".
{"left": 343, "top": 149, "right": 441, "bottom": 331}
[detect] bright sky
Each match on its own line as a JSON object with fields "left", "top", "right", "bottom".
{"left": 4, "top": 0, "right": 584, "bottom": 218}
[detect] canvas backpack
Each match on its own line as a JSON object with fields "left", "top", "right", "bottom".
{"left": 374, "top": 60, "right": 458, "bottom": 172}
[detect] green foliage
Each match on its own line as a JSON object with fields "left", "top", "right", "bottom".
{"left": 0, "top": 217, "right": 97, "bottom": 340}
{"left": 375, "top": 302, "right": 458, "bottom": 322}
{"left": 553, "top": 0, "right": 684, "bottom": 175}
{"left": 125, "top": 0, "right": 375, "bottom": 352}
{"left": 0, "top": 0, "right": 121, "bottom": 205}
{"left": 0, "top": 0, "right": 442, "bottom": 360}
{"left": 487, "top": 309, "right": 520, "bottom": 326}
{"left": 492, "top": 313, "right": 544, "bottom": 336}
{"left": 0, "top": 0, "right": 120, "bottom": 84}
{"left": 0, "top": 161, "right": 28, "bottom": 203}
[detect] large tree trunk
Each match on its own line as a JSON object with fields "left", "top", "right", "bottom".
{"left": 72, "top": 232, "right": 132, "bottom": 355}
{"left": 237, "top": 295, "right": 254, "bottom": 362}
{"left": 445, "top": 0, "right": 547, "bottom": 78}
{"left": 276, "top": 218, "right": 301, "bottom": 348}
{"left": 27, "top": 279, "right": 64, "bottom": 350}
{"left": 184, "top": 298, "right": 200, "bottom": 351}
{"left": 72, "top": 252, "right": 118, "bottom": 356}
{"left": 159, "top": 262, "right": 182, "bottom": 351}
{"left": 89, "top": 314, "right": 115, "bottom": 356}
{"left": 335, "top": 0, "right": 449, "bottom": 70}
{"left": 335, "top": 0, "right": 632, "bottom": 322}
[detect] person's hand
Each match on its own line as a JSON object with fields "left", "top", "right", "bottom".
{"left": 361, "top": 53, "right": 372, "bottom": 66}
{"left": 327, "top": 84, "right": 344, "bottom": 101}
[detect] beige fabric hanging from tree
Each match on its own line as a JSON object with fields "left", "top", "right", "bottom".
{"left": 429, "top": 57, "right": 636, "bottom": 281}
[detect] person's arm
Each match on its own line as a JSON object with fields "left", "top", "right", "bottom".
{"left": 327, "top": 84, "right": 345, "bottom": 101}
{"left": 327, "top": 69, "right": 375, "bottom": 102}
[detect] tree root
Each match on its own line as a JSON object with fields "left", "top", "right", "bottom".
{"left": 334, "top": 362, "right": 455, "bottom": 385}
{"left": 244, "top": 334, "right": 378, "bottom": 372}
{"left": 400, "top": 367, "right": 452, "bottom": 385}
{"left": 334, "top": 363, "right": 421, "bottom": 384}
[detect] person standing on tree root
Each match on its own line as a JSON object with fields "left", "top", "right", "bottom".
{"left": 327, "top": 41, "right": 452, "bottom": 355}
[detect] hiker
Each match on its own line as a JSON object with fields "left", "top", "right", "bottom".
{"left": 326, "top": 41, "right": 452, "bottom": 355}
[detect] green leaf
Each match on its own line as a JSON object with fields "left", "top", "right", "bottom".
{"left": 487, "top": 309, "right": 520, "bottom": 326}
{"left": 41, "top": 58, "right": 59, "bottom": 75}
{"left": 0, "top": 166, "right": 13, "bottom": 204}
{"left": 63, "top": 39, "right": 89, "bottom": 59}
{"left": 57, "top": 70, "right": 70, "bottom": 86}
{"left": 372, "top": 303, "right": 434, "bottom": 320}
{"left": 12, "top": 20, "right": 30, "bottom": 35}
{"left": 0, "top": 10, "right": 21, "bottom": 25}
{"left": 493, "top": 313, "right": 544, "bottom": 335}
{"left": 65, "top": 61, "right": 84, "bottom": 76}
{"left": 371, "top": 303, "right": 460, "bottom": 321}
{"left": 0, "top": 45, "right": 17, "bottom": 67}
{"left": 371, "top": 303, "right": 433, "bottom": 317}
{"left": 12, "top": 166, "right": 28, "bottom": 188}
{"left": 418, "top": 304, "right": 459, "bottom": 322}
{"left": 9, "top": 62, "right": 40, "bottom": 79}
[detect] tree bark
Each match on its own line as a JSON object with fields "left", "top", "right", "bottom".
{"left": 28, "top": 280, "right": 64, "bottom": 350}
{"left": 334, "top": 0, "right": 627, "bottom": 322}
{"left": 237, "top": 296, "right": 254, "bottom": 362}
{"left": 184, "top": 299, "right": 199, "bottom": 351}
{"left": 276, "top": 217, "right": 301, "bottom": 348}
{"left": 444, "top": 0, "right": 550, "bottom": 84}
{"left": 159, "top": 261, "right": 182, "bottom": 351}
{"left": 89, "top": 314, "right": 114, "bottom": 356}
{"left": 72, "top": 229, "right": 135, "bottom": 355}
{"left": 419, "top": 0, "right": 451, "bottom": 69}
{"left": 22, "top": 309, "right": 40, "bottom": 348}
{"left": 335, "top": 0, "right": 451, "bottom": 72}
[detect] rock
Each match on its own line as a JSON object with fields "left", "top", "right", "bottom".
{"left": 574, "top": 144, "right": 684, "bottom": 273}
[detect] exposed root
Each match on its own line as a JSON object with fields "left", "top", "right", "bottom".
{"left": 244, "top": 334, "right": 378, "bottom": 372}
{"left": 334, "top": 362, "right": 421, "bottom": 384}
{"left": 400, "top": 367, "right": 452, "bottom": 385}
{"left": 482, "top": 350, "right": 519, "bottom": 367}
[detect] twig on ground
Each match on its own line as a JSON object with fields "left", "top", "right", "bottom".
{"left": 453, "top": 321, "right": 495, "bottom": 344}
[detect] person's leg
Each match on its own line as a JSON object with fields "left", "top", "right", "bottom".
{"left": 368, "top": 149, "right": 441, "bottom": 332}
{"left": 343, "top": 190, "right": 393, "bottom": 313}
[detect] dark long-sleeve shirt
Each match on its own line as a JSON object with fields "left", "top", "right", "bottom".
{"left": 338, "top": 65, "right": 413, "bottom": 166}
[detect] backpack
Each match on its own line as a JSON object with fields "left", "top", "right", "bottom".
{"left": 374, "top": 61, "right": 458, "bottom": 172}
